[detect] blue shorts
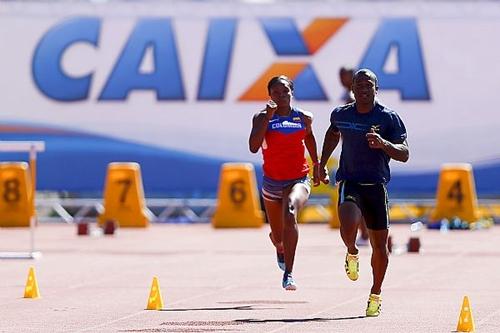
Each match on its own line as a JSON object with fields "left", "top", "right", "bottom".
{"left": 262, "top": 175, "right": 311, "bottom": 201}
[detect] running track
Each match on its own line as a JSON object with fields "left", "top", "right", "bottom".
{"left": 1, "top": 223, "right": 499, "bottom": 332}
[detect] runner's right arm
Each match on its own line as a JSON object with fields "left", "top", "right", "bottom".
{"left": 319, "top": 124, "right": 341, "bottom": 184}
{"left": 249, "top": 102, "right": 277, "bottom": 153}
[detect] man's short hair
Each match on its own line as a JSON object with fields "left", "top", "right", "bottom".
{"left": 353, "top": 69, "right": 378, "bottom": 88}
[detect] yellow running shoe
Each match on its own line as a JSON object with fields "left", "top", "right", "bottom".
{"left": 344, "top": 253, "right": 359, "bottom": 281}
{"left": 366, "top": 293, "right": 382, "bottom": 317}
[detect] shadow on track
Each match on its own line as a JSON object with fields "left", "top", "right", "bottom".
{"left": 234, "top": 315, "right": 366, "bottom": 323}
{"left": 158, "top": 305, "right": 283, "bottom": 311}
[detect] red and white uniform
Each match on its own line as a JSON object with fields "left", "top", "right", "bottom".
{"left": 262, "top": 107, "right": 309, "bottom": 180}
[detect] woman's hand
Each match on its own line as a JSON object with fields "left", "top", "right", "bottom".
{"left": 312, "top": 163, "right": 321, "bottom": 186}
{"left": 265, "top": 100, "right": 277, "bottom": 119}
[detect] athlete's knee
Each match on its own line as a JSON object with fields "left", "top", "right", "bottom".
{"left": 372, "top": 242, "right": 389, "bottom": 257}
{"left": 339, "top": 202, "right": 362, "bottom": 223}
{"left": 287, "top": 198, "right": 296, "bottom": 215}
{"left": 287, "top": 196, "right": 306, "bottom": 216}
{"left": 339, "top": 214, "right": 361, "bottom": 230}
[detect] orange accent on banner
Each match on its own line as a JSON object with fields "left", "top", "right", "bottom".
{"left": 303, "top": 18, "right": 349, "bottom": 54}
{"left": 239, "top": 63, "right": 306, "bottom": 101}
{"left": 0, "top": 125, "right": 69, "bottom": 134}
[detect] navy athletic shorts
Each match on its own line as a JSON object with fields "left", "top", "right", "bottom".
{"left": 338, "top": 180, "right": 389, "bottom": 230}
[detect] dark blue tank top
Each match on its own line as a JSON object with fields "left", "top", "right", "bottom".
{"left": 330, "top": 102, "right": 407, "bottom": 184}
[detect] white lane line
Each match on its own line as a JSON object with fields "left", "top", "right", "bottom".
{"left": 0, "top": 252, "right": 203, "bottom": 307}
{"left": 266, "top": 250, "right": 469, "bottom": 333}
{"left": 75, "top": 284, "right": 240, "bottom": 332}
{"left": 76, "top": 310, "right": 146, "bottom": 333}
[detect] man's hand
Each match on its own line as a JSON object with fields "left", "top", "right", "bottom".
{"left": 319, "top": 164, "right": 330, "bottom": 185}
{"left": 366, "top": 128, "right": 387, "bottom": 149}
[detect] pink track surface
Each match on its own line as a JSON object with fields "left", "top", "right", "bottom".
{"left": 1, "top": 223, "right": 500, "bottom": 333}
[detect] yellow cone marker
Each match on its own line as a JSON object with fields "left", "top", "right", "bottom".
{"left": 307, "top": 155, "right": 337, "bottom": 196}
{"left": 329, "top": 188, "right": 340, "bottom": 228}
{"left": 24, "top": 266, "right": 40, "bottom": 299}
{"left": 212, "top": 163, "right": 264, "bottom": 228}
{"left": 299, "top": 205, "right": 332, "bottom": 224}
{"left": 146, "top": 277, "right": 164, "bottom": 310}
{"left": 457, "top": 296, "right": 475, "bottom": 332}
{"left": 0, "top": 162, "right": 33, "bottom": 227}
{"left": 298, "top": 156, "right": 340, "bottom": 226}
{"left": 431, "top": 163, "right": 479, "bottom": 222}
{"left": 98, "top": 162, "right": 149, "bottom": 228}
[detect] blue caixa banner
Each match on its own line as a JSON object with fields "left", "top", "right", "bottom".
{"left": 1, "top": 2, "right": 499, "bottom": 197}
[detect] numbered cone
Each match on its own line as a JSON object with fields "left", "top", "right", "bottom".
{"left": 98, "top": 162, "right": 149, "bottom": 228}
{"left": 212, "top": 163, "right": 264, "bottom": 228}
{"left": 0, "top": 162, "right": 33, "bottom": 227}
{"left": 329, "top": 189, "right": 341, "bottom": 228}
{"left": 299, "top": 156, "right": 337, "bottom": 224}
{"left": 430, "top": 163, "right": 479, "bottom": 222}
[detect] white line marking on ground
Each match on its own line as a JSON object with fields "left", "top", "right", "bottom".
{"left": 75, "top": 284, "right": 240, "bottom": 332}
{"left": 266, "top": 250, "right": 469, "bottom": 333}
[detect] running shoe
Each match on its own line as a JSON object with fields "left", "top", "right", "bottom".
{"left": 282, "top": 271, "right": 297, "bottom": 291}
{"left": 366, "top": 293, "right": 382, "bottom": 317}
{"left": 345, "top": 253, "right": 359, "bottom": 281}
